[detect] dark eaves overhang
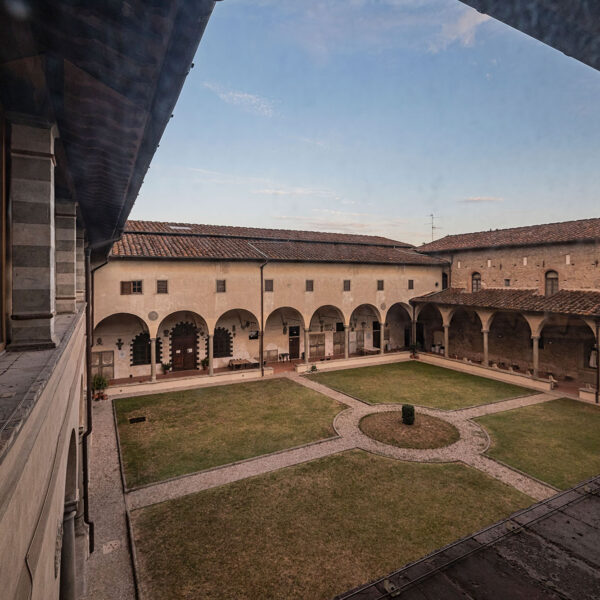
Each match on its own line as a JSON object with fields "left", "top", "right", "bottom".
{"left": 459, "top": 1, "right": 600, "bottom": 72}
{"left": 0, "top": 0, "right": 218, "bottom": 265}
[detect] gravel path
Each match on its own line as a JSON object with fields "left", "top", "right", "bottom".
{"left": 125, "top": 376, "right": 558, "bottom": 509}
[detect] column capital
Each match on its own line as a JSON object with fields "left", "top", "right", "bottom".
{"left": 481, "top": 329, "right": 489, "bottom": 334}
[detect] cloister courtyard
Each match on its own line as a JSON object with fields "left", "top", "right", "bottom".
{"left": 85, "top": 359, "right": 600, "bottom": 600}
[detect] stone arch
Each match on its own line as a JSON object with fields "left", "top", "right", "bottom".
{"left": 349, "top": 304, "right": 383, "bottom": 353}
{"left": 157, "top": 311, "right": 209, "bottom": 372}
{"left": 385, "top": 302, "right": 412, "bottom": 351}
{"left": 309, "top": 305, "right": 346, "bottom": 360}
{"left": 265, "top": 307, "right": 306, "bottom": 361}
{"left": 488, "top": 311, "right": 532, "bottom": 372}
{"left": 213, "top": 309, "right": 261, "bottom": 367}
{"left": 415, "top": 303, "right": 444, "bottom": 352}
{"left": 448, "top": 308, "right": 484, "bottom": 362}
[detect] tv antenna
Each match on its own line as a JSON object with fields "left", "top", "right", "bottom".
{"left": 427, "top": 213, "right": 440, "bottom": 242}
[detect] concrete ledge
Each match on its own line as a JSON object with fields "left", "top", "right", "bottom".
{"left": 579, "top": 387, "right": 599, "bottom": 404}
{"left": 294, "top": 352, "right": 411, "bottom": 374}
{"left": 108, "top": 366, "right": 274, "bottom": 399}
{"left": 417, "top": 353, "right": 553, "bottom": 392}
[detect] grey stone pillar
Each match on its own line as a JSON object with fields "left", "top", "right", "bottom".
{"left": 208, "top": 334, "right": 214, "bottom": 375}
{"left": 532, "top": 335, "right": 540, "bottom": 378}
{"left": 379, "top": 322, "right": 385, "bottom": 355}
{"left": 76, "top": 226, "right": 85, "bottom": 302}
{"left": 443, "top": 325, "right": 450, "bottom": 358}
{"left": 150, "top": 338, "right": 157, "bottom": 382}
{"left": 60, "top": 502, "right": 77, "bottom": 600}
{"left": 482, "top": 329, "right": 489, "bottom": 366}
{"left": 55, "top": 199, "right": 77, "bottom": 314}
{"left": 304, "top": 329, "right": 309, "bottom": 364}
{"left": 8, "top": 122, "right": 57, "bottom": 351}
{"left": 344, "top": 326, "right": 349, "bottom": 359}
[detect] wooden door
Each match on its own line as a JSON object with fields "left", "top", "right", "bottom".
{"left": 309, "top": 334, "right": 325, "bottom": 359}
{"left": 333, "top": 331, "right": 345, "bottom": 356}
{"left": 171, "top": 323, "right": 198, "bottom": 371}
{"left": 372, "top": 321, "right": 381, "bottom": 348}
{"left": 289, "top": 328, "right": 300, "bottom": 359}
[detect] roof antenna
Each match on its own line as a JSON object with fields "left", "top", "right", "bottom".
{"left": 427, "top": 213, "right": 440, "bottom": 242}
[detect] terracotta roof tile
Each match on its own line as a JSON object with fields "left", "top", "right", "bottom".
{"left": 412, "top": 287, "right": 600, "bottom": 317}
{"left": 125, "top": 220, "right": 413, "bottom": 247}
{"left": 419, "top": 218, "right": 600, "bottom": 253}
{"left": 111, "top": 229, "right": 446, "bottom": 266}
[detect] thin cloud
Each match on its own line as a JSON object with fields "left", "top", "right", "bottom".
{"left": 458, "top": 196, "right": 504, "bottom": 204}
{"left": 429, "top": 8, "right": 490, "bottom": 53}
{"left": 188, "top": 167, "right": 272, "bottom": 186}
{"left": 203, "top": 82, "right": 275, "bottom": 117}
{"left": 252, "top": 186, "right": 339, "bottom": 199}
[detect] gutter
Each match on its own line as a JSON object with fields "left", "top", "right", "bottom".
{"left": 247, "top": 243, "right": 269, "bottom": 377}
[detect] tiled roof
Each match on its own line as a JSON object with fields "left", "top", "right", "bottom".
{"left": 112, "top": 231, "right": 445, "bottom": 265}
{"left": 419, "top": 218, "right": 600, "bottom": 252}
{"left": 125, "top": 220, "right": 413, "bottom": 248}
{"left": 412, "top": 287, "right": 600, "bottom": 317}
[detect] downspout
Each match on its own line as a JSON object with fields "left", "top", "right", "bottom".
{"left": 82, "top": 246, "right": 95, "bottom": 553}
{"left": 248, "top": 243, "right": 269, "bottom": 377}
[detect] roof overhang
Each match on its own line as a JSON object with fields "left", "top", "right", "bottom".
{"left": 0, "top": 0, "right": 217, "bottom": 264}
{"left": 459, "top": 1, "right": 600, "bottom": 73}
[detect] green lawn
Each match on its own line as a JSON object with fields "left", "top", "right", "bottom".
{"left": 477, "top": 398, "right": 600, "bottom": 489}
{"left": 132, "top": 450, "right": 532, "bottom": 600}
{"left": 307, "top": 361, "right": 533, "bottom": 409}
{"left": 115, "top": 379, "right": 342, "bottom": 488}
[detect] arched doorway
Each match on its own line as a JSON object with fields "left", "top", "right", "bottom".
{"left": 349, "top": 304, "right": 382, "bottom": 354}
{"left": 309, "top": 305, "right": 345, "bottom": 359}
{"left": 416, "top": 304, "right": 443, "bottom": 353}
{"left": 170, "top": 322, "right": 198, "bottom": 371}
{"left": 265, "top": 307, "right": 305, "bottom": 361}
{"left": 214, "top": 309, "right": 260, "bottom": 368}
{"left": 385, "top": 303, "right": 412, "bottom": 351}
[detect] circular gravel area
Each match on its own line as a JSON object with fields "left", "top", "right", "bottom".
{"left": 359, "top": 412, "right": 460, "bottom": 450}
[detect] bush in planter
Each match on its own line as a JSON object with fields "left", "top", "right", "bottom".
{"left": 310, "top": 365, "right": 318, "bottom": 372}
{"left": 161, "top": 362, "right": 172, "bottom": 373}
{"left": 91, "top": 374, "right": 108, "bottom": 400}
{"left": 402, "top": 404, "right": 415, "bottom": 425}
{"left": 200, "top": 357, "right": 209, "bottom": 370}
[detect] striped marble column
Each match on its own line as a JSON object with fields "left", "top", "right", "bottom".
{"left": 76, "top": 226, "right": 85, "bottom": 302}
{"left": 8, "top": 122, "right": 57, "bottom": 351}
{"left": 55, "top": 199, "right": 77, "bottom": 313}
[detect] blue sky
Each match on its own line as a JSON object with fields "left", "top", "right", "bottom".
{"left": 131, "top": 0, "right": 600, "bottom": 246}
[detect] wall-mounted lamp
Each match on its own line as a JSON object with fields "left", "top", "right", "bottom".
{"left": 96, "top": 337, "right": 102, "bottom": 346}
{"left": 116, "top": 338, "right": 124, "bottom": 350}
{"left": 163, "top": 329, "right": 169, "bottom": 337}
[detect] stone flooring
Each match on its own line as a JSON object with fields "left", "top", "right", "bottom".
{"left": 85, "top": 370, "right": 562, "bottom": 598}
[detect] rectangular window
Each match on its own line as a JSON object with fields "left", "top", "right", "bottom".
{"left": 216, "top": 279, "right": 226, "bottom": 293}
{"left": 566, "top": 254, "right": 571, "bottom": 265}
{"left": 408, "top": 279, "right": 414, "bottom": 290}
{"left": 523, "top": 257, "right": 528, "bottom": 266}
{"left": 305, "top": 279, "right": 314, "bottom": 292}
{"left": 265, "top": 279, "right": 273, "bottom": 292}
{"left": 121, "top": 280, "right": 142, "bottom": 294}
{"left": 157, "top": 280, "right": 168, "bottom": 294}
{"left": 457, "top": 261, "right": 461, "bottom": 269}
{"left": 487, "top": 259, "right": 492, "bottom": 268}
{"left": 343, "top": 279, "right": 351, "bottom": 291}
{"left": 504, "top": 279, "right": 511, "bottom": 287}
{"left": 377, "top": 280, "right": 384, "bottom": 291}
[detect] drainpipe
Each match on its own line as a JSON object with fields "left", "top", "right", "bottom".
{"left": 82, "top": 246, "right": 95, "bottom": 553}
{"left": 248, "top": 243, "right": 269, "bottom": 377}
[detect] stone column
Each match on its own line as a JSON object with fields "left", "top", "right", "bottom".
{"left": 482, "top": 329, "right": 489, "bottom": 366}
{"left": 532, "top": 335, "right": 540, "bottom": 378}
{"left": 344, "top": 325, "right": 349, "bottom": 359}
{"left": 443, "top": 324, "right": 450, "bottom": 358}
{"left": 60, "top": 501, "right": 78, "bottom": 600}
{"left": 76, "top": 226, "right": 85, "bottom": 302}
{"left": 8, "top": 122, "right": 57, "bottom": 351}
{"left": 379, "top": 322, "right": 385, "bottom": 354}
{"left": 304, "top": 329, "right": 309, "bottom": 364}
{"left": 208, "top": 334, "right": 214, "bottom": 375}
{"left": 150, "top": 338, "right": 157, "bottom": 382}
{"left": 55, "top": 199, "right": 77, "bottom": 314}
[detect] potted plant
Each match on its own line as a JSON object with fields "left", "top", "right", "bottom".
{"left": 91, "top": 374, "right": 108, "bottom": 401}
{"left": 200, "top": 357, "right": 209, "bottom": 370}
{"left": 161, "top": 361, "right": 172, "bottom": 374}
{"left": 409, "top": 343, "right": 418, "bottom": 359}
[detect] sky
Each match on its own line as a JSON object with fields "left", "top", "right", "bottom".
{"left": 130, "top": 0, "right": 600, "bottom": 246}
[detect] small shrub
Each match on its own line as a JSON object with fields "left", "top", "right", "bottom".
{"left": 161, "top": 361, "right": 172, "bottom": 373}
{"left": 402, "top": 404, "right": 415, "bottom": 426}
{"left": 200, "top": 357, "right": 209, "bottom": 370}
{"left": 92, "top": 374, "right": 108, "bottom": 392}
{"left": 310, "top": 365, "right": 318, "bottom": 372}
